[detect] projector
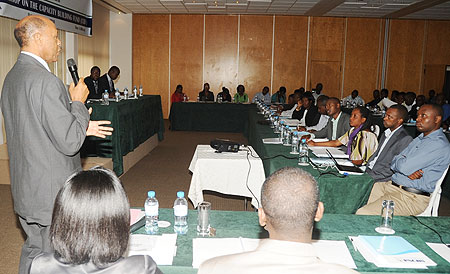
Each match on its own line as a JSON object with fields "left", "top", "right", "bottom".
{"left": 210, "top": 139, "right": 241, "bottom": 153}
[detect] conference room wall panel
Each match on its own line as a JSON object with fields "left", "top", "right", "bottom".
{"left": 272, "top": 16, "right": 308, "bottom": 95}
{"left": 170, "top": 15, "right": 204, "bottom": 102}
{"left": 343, "top": 18, "right": 384, "bottom": 101}
{"left": 132, "top": 15, "right": 170, "bottom": 117}
{"left": 204, "top": 15, "right": 239, "bottom": 96}
{"left": 238, "top": 15, "right": 273, "bottom": 99}
{"left": 308, "top": 17, "right": 345, "bottom": 99}
{"left": 385, "top": 19, "right": 426, "bottom": 94}
{"left": 130, "top": 15, "right": 450, "bottom": 118}
{"left": 422, "top": 20, "right": 450, "bottom": 94}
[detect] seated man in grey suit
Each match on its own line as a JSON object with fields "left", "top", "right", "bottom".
{"left": 366, "top": 105, "right": 412, "bottom": 182}
{"left": 198, "top": 167, "right": 357, "bottom": 274}
{"left": 313, "top": 97, "right": 350, "bottom": 140}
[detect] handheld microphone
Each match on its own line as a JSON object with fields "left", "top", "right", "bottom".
{"left": 67, "top": 58, "right": 79, "bottom": 85}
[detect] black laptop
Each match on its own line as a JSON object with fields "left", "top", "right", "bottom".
{"left": 326, "top": 149, "right": 364, "bottom": 175}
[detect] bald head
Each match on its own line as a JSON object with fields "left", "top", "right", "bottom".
{"left": 261, "top": 167, "right": 319, "bottom": 235}
{"left": 14, "top": 15, "right": 61, "bottom": 63}
{"left": 15, "top": 15, "right": 49, "bottom": 47}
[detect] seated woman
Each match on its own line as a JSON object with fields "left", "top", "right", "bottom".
{"left": 30, "top": 167, "right": 162, "bottom": 274}
{"left": 271, "top": 86, "right": 286, "bottom": 104}
{"left": 234, "top": 84, "right": 249, "bottom": 103}
{"left": 307, "top": 106, "right": 378, "bottom": 166}
{"left": 171, "top": 84, "right": 185, "bottom": 103}
{"left": 291, "top": 91, "right": 321, "bottom": 127}
{"left": 217, "top": 87, "right": 232, "bottom": 102}
{"left": 198, "top": 83, "right": 214, "bottom": 102}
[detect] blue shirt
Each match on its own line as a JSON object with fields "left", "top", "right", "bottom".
{"left": 252, "top": 92, "right": 271, "bottom": 104}
{"left": 391, "top": 128, "right": 450, "bottom": 193}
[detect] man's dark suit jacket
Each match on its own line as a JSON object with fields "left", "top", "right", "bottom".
{"left": 84, "top": 76, "right": 101, "bottom": 99}
{"left": 292, "top": 106, "right": 321, "bottom": 127}
{"left": 366, "top": 126, "right": 413, "bottom": 182}
{"left": 98, "top": 73, "right": 114, "bottom": 94}
{"left": 314, "top": 111, "right": 351, "bottom": 140}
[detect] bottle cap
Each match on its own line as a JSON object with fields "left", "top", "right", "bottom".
{"left": 148, "top": 191, "right": 155, "bottom": 198}
{"left": 177, "top": 191, "right": 185, "bottom": 198}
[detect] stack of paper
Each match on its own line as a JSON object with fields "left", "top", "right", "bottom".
{"left": 126, "top": 234, "right": 177, "bottom": 265}
{"left": 350, "top": 236, "right": 436, "bottom": 268}
{"left": 192, "top": 238, "right": 356, "bottom": 269}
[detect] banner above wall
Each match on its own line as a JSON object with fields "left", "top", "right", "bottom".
{"left": 0, "top": 0, "right": 92, "bottom": 36}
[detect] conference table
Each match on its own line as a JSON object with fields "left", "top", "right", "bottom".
{"left": 169, "top": 102, "right": 254, "bottom": 132}
{"left": 82, "top": 95, "right": 165, "bottom": 176}
{"left": 133, "top": 208, "right": 450, "bottom": 274}
{"left": 188, "top": 145, "right": 265, "bottom": 208}
{"left": 247, "top": 110, "right": 375, "bottom": 214}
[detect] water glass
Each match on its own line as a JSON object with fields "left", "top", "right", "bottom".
{"left": 197, "top": 201, "right": 211, "bottom": 236}
{"left": 375, "top": 200, "right": 395, "bottom": 234}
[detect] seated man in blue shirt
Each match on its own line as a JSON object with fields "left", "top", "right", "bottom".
{"left": 357, "top": 104, "right": 450, "bottom": 216}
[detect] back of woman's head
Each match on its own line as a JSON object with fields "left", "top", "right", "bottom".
{"left": 50, "top": 167, "right": 130, "bottom": 267}
{"left": 355, "top": 106, "right": 373, "bottom": 131}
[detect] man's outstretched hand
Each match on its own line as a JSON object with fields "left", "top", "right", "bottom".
{"left": 87, "top": 107, "right": 113, "bottom": 138}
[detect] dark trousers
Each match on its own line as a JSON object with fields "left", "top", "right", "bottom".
{"left": 18, "top": 217, "right": 51, "bottom": 274}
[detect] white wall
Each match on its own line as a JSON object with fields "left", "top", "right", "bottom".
{"left": 109, "top": 12, "right": 132, "bottom": 91}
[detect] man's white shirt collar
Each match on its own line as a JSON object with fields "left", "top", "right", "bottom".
{"left": 21, "top": 51, "right": 51, "bottom": 72}
{"left": 332, "top": 111, "right": 342, "bottom": 122}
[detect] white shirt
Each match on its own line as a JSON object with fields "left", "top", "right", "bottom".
{"left": 280, "top": 105, "right": 296, "bottom": 117}
{"left": 367, "top": 125, "right": 402, "bottom": 169}
{"left": 107, "top": 73, "right": 113, "bottom": 90}
{"left": 299, "top": 109, "right": 308, "bottom": 126}
{"left": 343, "top": 95, "right": 365, "bottom": 106}
{"left": 378, "top": 97, "right": 396, "bottom": 109}
{"left": 307, "top": 115, "right": 329, "bottom": 131}
{"left": 21, "top": 51, "right": 51, "bottom": 72}
{"left": 331, "top": 111, "right": 342, "bottom": 140}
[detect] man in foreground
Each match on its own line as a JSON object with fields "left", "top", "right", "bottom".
{"left": 1, "top": 15, "right": 112, "bottom": 273}
{"left": 357, "top": 104, "right": 450, "bottom": 215}
{"left": 198, "top": 167, "right": 357, "bottom": 274}
{"left": 366, "top": 105, "right": 412, "bottom": 182}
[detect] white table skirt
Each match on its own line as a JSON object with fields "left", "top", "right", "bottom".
{"left": 188, "top": 145, "right": 266, "bottom": 208}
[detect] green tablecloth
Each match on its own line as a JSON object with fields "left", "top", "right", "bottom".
{"left": 169, "top": 102, "right": 256, "bottom": 132}
{"left": 134, "top": 208, "right": 450, "bottom": 274}
{"left": 82, "top": 95, "right": 164, "bottom": 175}
{"left": 247, "top": 110, "right": 375, "bottom": 214}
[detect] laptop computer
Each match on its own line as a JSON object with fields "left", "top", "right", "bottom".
{"left": 326, "top": 149, "right": 364, "bottom": 175}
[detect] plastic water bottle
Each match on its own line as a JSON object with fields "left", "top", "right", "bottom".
{"left": 291, "top": 131, "right": 299, "bottom": 154}
{"left": 133, "top": 86, "right": 138, "bottom": 99}
{"left": 174, "top": 191, "right": 188, "bottom": 235}
{"left": 139, "top": 85, "right": 143, "bottom": 97}
{"left": 124, "top": 87, "right": 129, "bottom": 100}
{"left": 102, "top": 90, "right": 109, "bottom": 105}
{"left": 298, "top": 138, "right": 309, "bottom": 166}
{"left": 114, "top": 88, "right": 120, "bottom": 102}
{"left": 282, "top": 125, "right": 290, "bottom": 146}
{"left": 145, "top": 191, "right": 159, "bottom": 234}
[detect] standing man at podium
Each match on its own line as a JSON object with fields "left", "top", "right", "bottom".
{"left": 1, "top": 15, "right": 112, "bottom": 273}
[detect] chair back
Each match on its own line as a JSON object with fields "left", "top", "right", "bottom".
{"left": 417, "top": 166, "right": 449, "bottom": 217}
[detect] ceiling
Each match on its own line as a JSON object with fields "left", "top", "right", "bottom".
{"left": 97, "top": 0, "right": 450, "bottom": 20}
